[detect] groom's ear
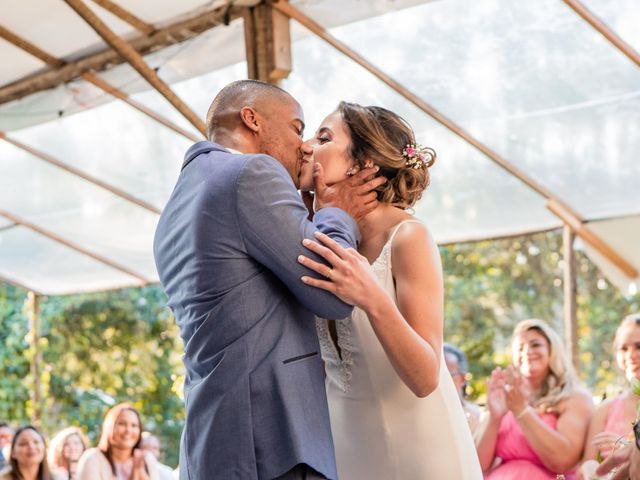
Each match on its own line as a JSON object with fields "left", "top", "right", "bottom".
{"left": 239, "top": 106, "right": 261, "bottom": 134}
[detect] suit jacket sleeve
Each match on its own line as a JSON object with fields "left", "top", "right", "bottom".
{"left": 234, "top": 154, "right": 359, "bottom": 320}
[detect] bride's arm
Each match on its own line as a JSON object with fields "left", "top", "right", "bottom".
{"left": 367, "top": 222, "right": 443, "bottom": 397}
{"left": 299, "top": 223, "right": 443, "bottom": 397}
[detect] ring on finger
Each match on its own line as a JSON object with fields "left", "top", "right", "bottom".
{"left": 326, "top": 268, "right": 334, "bottom": 280}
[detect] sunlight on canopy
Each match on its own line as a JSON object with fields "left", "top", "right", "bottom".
{"left": 0, "top": 0, "right": 638, "bottom": 294}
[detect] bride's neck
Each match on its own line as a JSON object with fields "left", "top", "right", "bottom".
{"left": 357, "top": 204, "right": 405, "bottom": 241}
{"left": 357, "top": 205, "right": 387, "bottom": 239}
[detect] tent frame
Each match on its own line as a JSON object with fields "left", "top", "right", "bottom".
{"left": 0, "top": 2, "right": 249, "bottom": 105}
{"left": 0, "top": 0, "right": 639, "bottom": 381}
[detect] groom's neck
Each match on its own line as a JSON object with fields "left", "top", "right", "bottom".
{"left": 211, "top": 130, "right": 258, "bottom": 155}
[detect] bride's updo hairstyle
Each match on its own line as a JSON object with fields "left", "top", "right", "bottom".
{"left": 337, "top": 101, "right": 436, "bottom": 209}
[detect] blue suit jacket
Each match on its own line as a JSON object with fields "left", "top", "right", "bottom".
{"left": 153, "top": 142, "right": 360, "bottom": 480}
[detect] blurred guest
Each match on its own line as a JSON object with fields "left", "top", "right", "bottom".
{"left": 0, "top": 425, "right": 61, "bottom": 480}
{"left": 0, "top": 423, "right": 13, "bottom": 470}
{"left": 76, "top": 403, "right": 159, "bottom": 480}
{"left": 476, "top": 319, "right": 593, "bottom": 479}
{"left": 444, "top": 343, "right": 482, "bottom": 434}
{"left": 578, "top": 313, "right": 640, "bottom": 480}
{"left": 139, "top": 434, "right": 173, "bottom": 480}
{"left": 594, "top": 433, "right": 640, "bottom": 480}
{"left": 48, "top": 427, "right": 88, "bottom": 480}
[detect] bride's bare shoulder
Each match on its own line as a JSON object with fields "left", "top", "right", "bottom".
{"left": 390, "top": 220, "right": 441, "bottom": 278}
{"left": 390, "top": 219, "right": 435, "bottom": 251}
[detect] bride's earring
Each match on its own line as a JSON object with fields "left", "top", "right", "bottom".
{"left": 346, "top": 166, "right": 357, "bottom": 177}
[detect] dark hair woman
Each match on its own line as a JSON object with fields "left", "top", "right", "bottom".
{"left": 0, "top": 425, "right": 59, "bottom": 480}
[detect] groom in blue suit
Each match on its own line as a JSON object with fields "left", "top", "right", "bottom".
{"left": 154, "top": 80, "right": 384, "bottom": 479}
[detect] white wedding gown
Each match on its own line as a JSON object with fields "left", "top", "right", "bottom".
{"left": 316, "top": 221, "right": 482, "bottom": 479}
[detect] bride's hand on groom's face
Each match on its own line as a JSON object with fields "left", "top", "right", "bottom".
{"left": 313, "top": 163, "right": 386, "bottom": 220}
{"left": 298, "top": 231, "right": 382, "bottom": 310}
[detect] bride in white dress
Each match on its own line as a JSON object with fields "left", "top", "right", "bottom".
{"left": 298, "top": 102, "right": 482, "bottom": 479}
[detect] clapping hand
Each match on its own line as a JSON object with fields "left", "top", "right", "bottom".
{"left": 131, "top": 449, "right": 150, "bottom": 480}
{"left": 595, "top": 441, "right": 640, "bottom": 480}
{"left": 592, "top": 431, "right": 629, "bottom": 459}
{"left": 487, "top": 368, "right": 509, "bottom": 421}
{"left": 503, "top": 366, "right": 530, "bottom": 416}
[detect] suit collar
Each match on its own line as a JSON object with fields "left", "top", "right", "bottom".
{"left": 182, "top": 141, "right": 229, "bottom": 170}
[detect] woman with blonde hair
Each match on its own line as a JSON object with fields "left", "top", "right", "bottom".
{"left": 48, "top": 427, "right": 88, "bottom": 480}
{"left": 297, "top": 102, "right": 482, "bottom": 478}
{"left": 76, "top": 403, "right": 159, "bottom": 480}
{"left": 578, "top": 313, "right": 640, "bottom": 479}
{"left": 476, "top": 319, "right": 593, "bottom": 479}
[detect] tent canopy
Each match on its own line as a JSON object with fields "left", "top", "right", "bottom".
{"left": 0, "top": 0, "right": 638, "bottom": 295}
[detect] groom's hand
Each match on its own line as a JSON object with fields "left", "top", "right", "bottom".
{"left": 314, "top": 163, "right": 385, "bottom": 220}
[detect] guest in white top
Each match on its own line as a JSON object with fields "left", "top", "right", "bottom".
{"left": 76, "top": 403, "right": 159, "bottom": 480}
{"left": 139, "top": 433, "right": 174, "bottom": 480}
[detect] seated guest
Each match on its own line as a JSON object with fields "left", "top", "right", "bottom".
{"left": 476, "top": 318, "right": 593, "bottom": 479}
{"left": 76, "top": 403, "right": 159, "bottom": 480}
{"left": 0, "top": 425, "right": 62, "bottom": 480}
{"left": 0, "top": 423, "right": 13, "bottom": 470}
{"left": 139, "top": 433, "right": 174, "bottom": 480}
{"left": 48, "top": 427, "right": 88, "bottom": 480}
{"left": 578, "top": 313, "right": 640, "bottom": 480}
{"left": 444, "top": 343, "right": 482, "bottom": 434}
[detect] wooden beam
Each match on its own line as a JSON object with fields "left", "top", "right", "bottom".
{"left": 0, "top": 222, "right": 18, "bottom": 233}
{"left": 244, "top": 3, "right": 292, "bottom": 83}
{"left": 0, "top": 208, "right": 150, "bottom": 284}
{"left": 272, "top": 0, "right": 639, "bottom": 282}
{"left": 81, "top": 72, "right": 202, "bottom": 141}
{"left": 0, "top": 4, "right": 245, "bottom": 106}
{"left": 437, "top": 225, "right": 561, "bottom": 247}
{"left": 243, "top": 7, "right": 258, "bottom": 80}
{"left": 0, "top": 23, "right": 201, "bottom": 142}
{"left": 547, "top": 199, "right": 638, "bottom": 278}
{"left": 0, "top": 24, "right": 65, "bottom": 67}
{"left": 563, "top": 0, "right": 640, "bottom": 68}
{"left": 63, "top": 0, "right": 206, "bottom": 136}
{"left": 0, "top": 274, "right": 44, "bottom": 296}
{"left": 563, "top": 226, "right": 579, "bottom": 372}
{"left": 27, "top": 291, "right": 42, "bottom": 428}
{"left": 91, "top": 0, "right": 155, "bottom": 35}
{"left": 0, "top": 131, "right": 162, "bottom": 215}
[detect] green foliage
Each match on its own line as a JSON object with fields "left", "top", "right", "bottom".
{"left": 0, "top": 285, "right": 184, "bottom": 468}
{"left": 0, "top": 284, "right": 30, "bottom": 422}
{"left": 441, "top": 230, "right": 640, "bottom": 402}
{"left": 1, "top": 228, "right": 639, "bottom": 468}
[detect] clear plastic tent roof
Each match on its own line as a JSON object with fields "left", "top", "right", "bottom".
{"left": 0, "top": 0, "right": 639, "bottom": 295}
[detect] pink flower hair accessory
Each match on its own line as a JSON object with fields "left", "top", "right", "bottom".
{"left": 402, "top": 143, "right": 435, "bottom": 169}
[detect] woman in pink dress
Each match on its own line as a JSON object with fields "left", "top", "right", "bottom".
{"left": 476, "top": 319, "right": 593, "bottom": 479}
{"left": 578, "top": 313, "right": 640, "bottom": 479}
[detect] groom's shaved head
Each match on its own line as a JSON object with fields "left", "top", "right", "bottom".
{"left": 206, "top": 80, "right": 295, "bottom": 140}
